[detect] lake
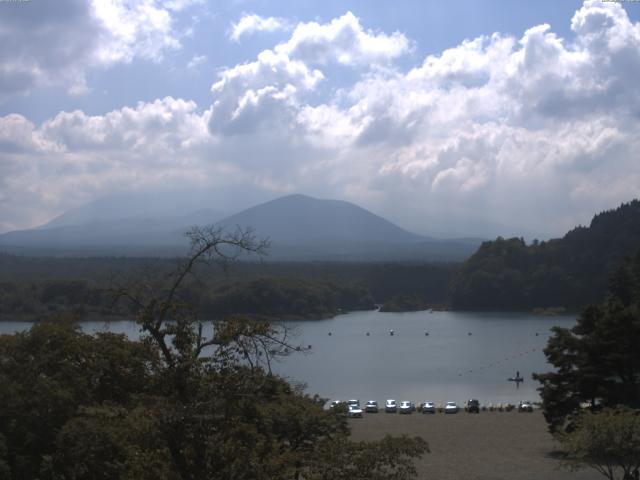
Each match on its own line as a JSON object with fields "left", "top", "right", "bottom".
{"left": 0, "top": 310, "right": 575, "bottom": 406}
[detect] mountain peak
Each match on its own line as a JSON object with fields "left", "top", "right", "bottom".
{"left": 217, "top": 194, "right": 423, "bottom": 244}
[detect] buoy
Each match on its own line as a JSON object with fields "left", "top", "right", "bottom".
{"left": 389, "top": 329, "right": 395, "bottom": 336}
{"left": 468, "top": 332, "right": 472, "bottom": 336}
{"left": 425, "top": 331, "right": 429, "bottom": 336}
{"left": 308, "top": 345, "right": 312, "bottom": 349}
{"left": 366, "top": 332, "right": 370, "bottom": 336}
{"left": 328, "top": 332, "right": 332, "bottom": 336}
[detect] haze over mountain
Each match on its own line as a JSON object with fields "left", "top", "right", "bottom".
{"left": 0, "top": 194, "right": 480, "bottom": 260}
{"left": 217, "top": 194, "right": 422, "bottom": 244}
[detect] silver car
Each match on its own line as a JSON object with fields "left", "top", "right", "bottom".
{"left": 421, "top": 401, "right": 435, "bottom": 414}
{"left": 399, "top": 401, "right": 413, "bottom": 414}
{"left": 365, "top": 400, "right": 379, "bottom": 413}
{"left": 348, "top": 404, "right": 364, "bottom": 418}
{"left": 444, "top": 401, "right": 459, "bottom": 414}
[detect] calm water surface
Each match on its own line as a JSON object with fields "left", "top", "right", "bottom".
{"left": 1, "top": 310, "right": 575, "bottom": 405}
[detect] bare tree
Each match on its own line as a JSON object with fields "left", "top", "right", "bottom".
{"left": 110, "top": 225, "right": 302, "bottom": 374}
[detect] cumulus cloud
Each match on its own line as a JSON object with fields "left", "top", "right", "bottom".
{"left": 277, "top": 12, "right": 411, "bottom": 66}
{"left": 209, "top": 12, "right": 410, "bottom": 138}
{"left": 3, "top": 2, "right": 640, "bottom": 238}
{"left": 228, "top": 14, "right": 288, "bottom": 42}
{"left": 0, "top": 98, "right": 214, "bottom": 232}
{"left": 0, "top": 0, "right": 196, "bottom": 99}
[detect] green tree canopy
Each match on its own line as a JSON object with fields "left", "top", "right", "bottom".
{"left": 556, "top": 407, "right": 640, "bottom": 480}
{"left": 534, "top": 250, "right": 640, "bottom": 432}
{"left": 0, "top": 226, "right": 428, "bottom": 480}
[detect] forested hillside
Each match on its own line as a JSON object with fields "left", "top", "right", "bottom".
{"left": 449, "top": 200, "right": 640, "bottom": 310}
{"left": 0, "top": 257, "right": 454, "bottom": 320}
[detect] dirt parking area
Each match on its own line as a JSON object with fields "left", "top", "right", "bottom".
{"left": 348, "top": 410, "right": 603, "bottom": 480}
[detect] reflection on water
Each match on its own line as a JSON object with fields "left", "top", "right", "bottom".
{"left": 0, "top": 310, "right": 576, "bottom": 405}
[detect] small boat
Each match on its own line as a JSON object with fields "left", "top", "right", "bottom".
{"left": 508, "top": 377, "right": 524, "bottom": 383}
{"left": 389, "top": 329, "right": 395, "bottom": 336}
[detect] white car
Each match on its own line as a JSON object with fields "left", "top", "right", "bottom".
{"left": 518, "top": 401, "right": 534, "bottom": 412}
{"left": 385, "top": 399, "right": 397, "bottom": 413}
{"left": 348, "top": 404, "right": 364, "bottom": 418}
{"left": 347, "top": 399, "right": 360, "bottom": 407}
{"left": 421, "top": 401, "right": 435, "bottom": 414}
{"left": 399, "top": 401, "right": 413, "bottom": 414}
{"left": 365, "top": 400, "right": 379, "bottom": 413}
{"left": 444, "top": 401, "right": 459, "bottom": 414}
{"left": 329, "top": 400, "right": 343, "bottom": 410}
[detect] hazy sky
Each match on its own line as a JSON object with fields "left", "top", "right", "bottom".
{"left": 1, "top": 0, "right": 640, "bottom": 238}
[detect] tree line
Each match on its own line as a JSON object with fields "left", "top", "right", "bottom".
{"left": 450, "top": 200, "right": 640, "bottom": 310}
{"left": 0, "top": 258, "right": 455, "bottom": 320}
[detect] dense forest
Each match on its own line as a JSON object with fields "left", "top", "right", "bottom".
{"left": 449, "top": 200, "right": 640, "bottom": 310}
{"left": 0, "top": 256, "right": 454, "bottom": 320}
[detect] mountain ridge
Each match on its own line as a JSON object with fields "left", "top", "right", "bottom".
{"left": 216, "top": 193, "right": 425, "bottom": 245}
{"left": 449, "top": 199, "right": 640, "bottom": 310}
{"left": 0, "top": 193, "right": 480, "bottom": 260}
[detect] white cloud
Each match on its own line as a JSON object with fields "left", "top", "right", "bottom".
{"left": 209, "top": 49, "right": 323, "bottom": 136}
{"left": 3, "top": 2, "right": 640, "bottom": 238}
{"left": 0, "top": 97, "right": 214, "bottom": 232}
{"left": 187, "top": 54, "right": 207, "bottom": 69}
{"left": 229, "top": 13, "right": 288, "bottom": 42}
{"left": 277, "top": 12, "right": 411, "bottom": 66}
{"left": 0, "top": 0, "right": 197, "bottom": 99}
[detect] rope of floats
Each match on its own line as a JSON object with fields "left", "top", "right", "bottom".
{"left": 324, "top": 329, "right": 546, "bottom": 379}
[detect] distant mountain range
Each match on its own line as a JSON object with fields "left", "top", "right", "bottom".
{"left": 0, "top": 193, "right": 481, "bottom": 260}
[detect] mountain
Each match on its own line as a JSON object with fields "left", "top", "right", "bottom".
{"left": 0, "top": 193, "right": 480, "bottom": 260}
{"left": 36, "top": 188, "right": 267, "bottom": 229}
{"left": 217, "top": 194, "right": 423, "bottom": 244}
{"left": 0, "top": 209, "right": 224, "bottom": 256}
{"left": 212, "top": 194, "right": 480, "bottom": 261}
{"left": 449, "top": 200, "right": 640, "bottom": 310}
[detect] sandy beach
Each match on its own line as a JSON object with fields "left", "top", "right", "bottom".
{"left": 348, "top": 410, "right": 603, "bottom": 480}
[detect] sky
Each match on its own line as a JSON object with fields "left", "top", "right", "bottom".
{"left": 1, "top": 0, "right": 640, "bottom": 239}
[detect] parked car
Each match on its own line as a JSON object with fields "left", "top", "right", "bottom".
{"left": 365, "top": 400, "right": 379, "bottom": 413}
{"left": 466, "top": 399, "right": 480, "bottom": 413}
{"left": 329, "top": 400, "right": 343, "bottom": 410}
{"left": 399, "top": 401, "right": 413, "bottom": 414}
{"left": 518, "top": 401, "right": 534, "bottom": 412}
{"left": 348, "top": 404, "right": 363, "bottom": 418}
{"left": 385, "top": 399, "right": 397, "bottom": 413}
{"left": 421, "top": 401, "right": 436, "bottom": 414}
{"left": 347, "top": 399, "right": 360, "bottom": 407}
{"left": 444, "top": 401, "right": 459, "bottom": 414}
